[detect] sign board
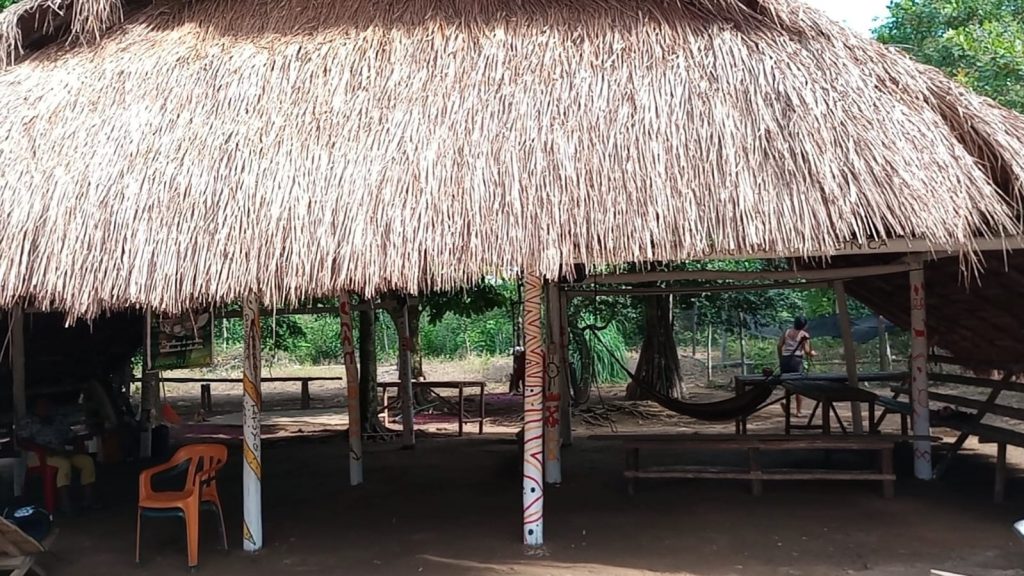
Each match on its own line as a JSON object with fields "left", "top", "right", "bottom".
{"left": 149, "top": 310, "right": 214, "bottom": 370}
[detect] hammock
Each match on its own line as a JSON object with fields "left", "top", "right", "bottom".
{"left": 640, "top": 380, "right": 778, "bottom": 422}
{"left": 592, "top": 330, "right": 779, "bottom": 422}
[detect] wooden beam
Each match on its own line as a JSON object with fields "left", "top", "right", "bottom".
{"left": 565, "top": 280, "right": 833, "bottom": 298}
{"left": 698, "top": 235, "right": 1024, "bottom": 261}
{"left": 584, "top": 263, "right": 919, "bottom": 286}
{"left": 834, "top": 281, "right": 864, "bottom": 433}
{"left": 215, "top": 299, "right": 417, "bottom": 320}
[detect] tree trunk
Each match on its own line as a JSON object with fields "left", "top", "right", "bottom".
{"left": 382, "top": 297, "right": 437, "bottom": 409}
{"left": 626, "top": 295, "right": 685, "bottom": 400}
{"left": 358, "top": 309, "right": 391, "bottom": 435}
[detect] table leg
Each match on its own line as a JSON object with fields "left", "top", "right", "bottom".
{"left": 882, "top": 447, "right": 895, "bottom": 499}
{"left": 869, "top": 401, "right": 877, "bottom": 434}
{"left": 996, "top": 442, "right": 1007, "bottom": 504}
{"left": 749, "top": 448, "right": 763, "bottom": 496}
{"left": 784, "top": 394, "right": 792, "bottom": 435}
{"left": 478, "top": 385, "right": 485, "bottom": 435}
{"left": 301, "top": 379, "right": 311, "bottom": 410}
{"left": 458, "top": 385, "right": 465, "bottom": 437}
{"left": 822, "top": 401, "right": 832, "bottom": 435}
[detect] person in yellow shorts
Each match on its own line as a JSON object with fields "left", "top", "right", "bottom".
{"left": 17, "top": 398, "right": 97, "bottom": 513}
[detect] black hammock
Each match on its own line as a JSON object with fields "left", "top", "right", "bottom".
{"left": 593, "top": 332, "right": 779, "bottom": 422}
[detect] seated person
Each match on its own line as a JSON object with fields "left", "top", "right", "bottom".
{"left": 17, "top": 398, "right": 97, "bottom": 513}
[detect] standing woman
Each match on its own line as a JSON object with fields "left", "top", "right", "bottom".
{"left": 778, "top": 316, "right": 817, "bottom": 416}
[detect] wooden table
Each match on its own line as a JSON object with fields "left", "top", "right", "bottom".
{"left": 137, "top": 376, "right": 347, "bottom": 412}
{"left": 733, "top": 373, "right": 903, "bottom": 435}
{"left": 378, "top": 381, "right": 486, "bottom": 436}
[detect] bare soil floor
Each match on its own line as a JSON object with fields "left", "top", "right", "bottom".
{"left": 45, "top": 358, "right": 1024, "bottom": 576}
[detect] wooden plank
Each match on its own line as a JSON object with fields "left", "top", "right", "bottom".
{"left": 627, "top": 470, "right": 894, "bottom": 481}
{"left": 977, "top": 424, "right": 1024, "bottom": 447}
{"left": 928, "top": 355, "right": 1024, "bottom": 375}
{"left": 891, "top": 386, "right": 1024, "bottom": 422}
{"left": 614, "top": 439, "right": 910, "bottom": 451}
{"left": 930, "top": 372, "right": 1024, "bottom": 395}
{"left": 735, "top": 372, "right": 907, "bottom": 386}
{"left": 591, "top": 433, "right": 928, "bottom": 444}
{"left": 934, "top": 373, "right": 1010, "bottom": 478}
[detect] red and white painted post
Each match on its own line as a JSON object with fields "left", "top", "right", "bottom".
{"left": 522, "top": 273, "right": 545, "bottom": 548}
{"left": 909, "top": 267, "right": 932, "bottom": 480}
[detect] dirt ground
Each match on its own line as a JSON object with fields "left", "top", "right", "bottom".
{"left": 42, "top": 358, "right": 1024, "bottom": 576}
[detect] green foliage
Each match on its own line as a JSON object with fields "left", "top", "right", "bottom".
{"left": 0, "top": 1, "right": 16, "bottom": 11}
{"left": 419, "top": 308, "right": 514, "bottom": 358}
{"left": 421, "top": 282, "right": 514, "bottom": 324}
{"left": 569, "top": 316, "right": 630, "bottom": 387}
{"left": 876, "top": 0, "right": 1024, "bottom": 112}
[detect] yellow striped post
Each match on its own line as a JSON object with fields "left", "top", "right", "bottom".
{"left": 241, "top": 296, "right": 263, "bottom": 551}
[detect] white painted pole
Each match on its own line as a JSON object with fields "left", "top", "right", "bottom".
{"left": 10, "top": 306, "right": 26, "bottom": 421}
{"left": 241, "top": 296, "right": 264, "bottom": 551}
{"left": 396, "top": 297, "right": 415, "bottom": 448}
{"left": 339, "top": 293, "right": 363, "bottom": 486}
{"left": 522, "top": 273, "right": 545, "bottom": 548}
{"left": 834, "top": 281, "right": 864, "bottom": 433}
{"left": 910, "top": 268, "right": 933, "bottom": 480}
{"left": 543, "top": 283, "right": 562, "bottom": 485}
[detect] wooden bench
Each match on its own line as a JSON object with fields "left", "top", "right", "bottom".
{"left": 590, "top": 434, "right": 933, "bottom": 498}
{"left": 138, "top": 376, "right": 346, "bottom": 412}
{"left": 888, "top": 366, "right": 1024, "bottom": 501}
{"left": 378, "top": 381, "right": 486, "bottom": 436}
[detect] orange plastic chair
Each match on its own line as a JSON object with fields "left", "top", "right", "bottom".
{"left": 136, "top": 444, "right": 228, "bottom": 570}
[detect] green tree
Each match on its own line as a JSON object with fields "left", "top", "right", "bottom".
{"left": 876, "top": 0, "right": 1024, "bottom": 112}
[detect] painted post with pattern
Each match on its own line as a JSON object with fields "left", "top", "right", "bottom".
{"left": 396, "top": 297, "right": 416, "bottom": 448}
{"left": 523, "top": 273, "right": 545, "bottom": 547}
{"left": 242, "top": 296, "right": 264, "bottom": 551}
{"left": 543, "top": 283, "right": 562, "bottom": 484}
{"left": 340, "top": 293, "right": 363, "bottom": 485}
{"left": 909, "top": 268, "right": 932, "bottom": 480}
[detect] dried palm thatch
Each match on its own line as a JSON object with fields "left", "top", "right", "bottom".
{"left": 0, "top": 0, "right": 122, "bottom": 66}
{"left": 1, "top": 0, "right": 1024, "bottom": 318}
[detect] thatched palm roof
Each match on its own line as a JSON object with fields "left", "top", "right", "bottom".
{"left": 2, "top": 0, "right": 1024, "bottom": 317}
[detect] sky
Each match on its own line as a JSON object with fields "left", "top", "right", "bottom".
{"left": 801, "top": 0, "right": 892, "bottom": 36}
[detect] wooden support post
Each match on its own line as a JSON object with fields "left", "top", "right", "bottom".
{"left": 522, "top": 273, "right": 545, "bottom": 548}
{"left": 706, "top": 325, "right": 713, "bottom": 383}
{"left": 878, "top": 316, "right": 892, "bottom": 372}
{"left": 10, "top": 306, "right": 26, "bottom": 421}
{"left": 558, "top": 290, "right": 572, "bottom": 447}
{"left": 738, "top": 312, "right": 747, "bottom": 376}
{"left": 339, "top": 293, "right": 363, "bottom": 486}
{"left": 300, "top": 380, "right": 311, "bottom": 410}
{"left": 909, "top": 268, "right": 933, "bottom": 480}
{"left": 200, "top": 383, "right": 212, "bottom": 412}
{"left": 241, "top": 296, "right": 264, "bottom": 552}
{"left": 691, "top": 304, "right": 698, "bottom": 357}
{"left": 834, "top": 281, "right": 864, "bottom": 433}
{"left": 396, "top": 297, "right": 415, "bottom": 448}
{"left": 139, "top": 371, "right": 159, "bottom": 459}
{"left": 543, "top": 283, "right": 562, "bottom": 485}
